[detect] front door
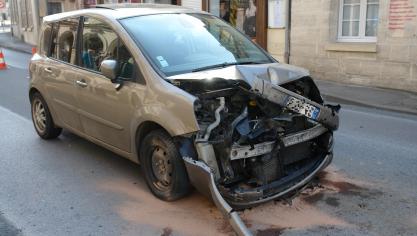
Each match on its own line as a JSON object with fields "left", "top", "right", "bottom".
{"left": 74, "top": 16, "right": 140, "bottom": 152}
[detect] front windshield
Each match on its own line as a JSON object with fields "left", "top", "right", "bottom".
{"left": 120, "top": 13, "right": 273, "bottom": 76}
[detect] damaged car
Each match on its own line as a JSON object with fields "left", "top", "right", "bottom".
{"left": 29, "top": 4, "right": 340, "bottom": 235}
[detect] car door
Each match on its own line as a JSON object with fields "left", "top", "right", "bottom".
{"left": 74, "top": 16, "right": 142, "bottom": 152}
{"left": 41, "top": 18, "right": 83, "bottom": 132}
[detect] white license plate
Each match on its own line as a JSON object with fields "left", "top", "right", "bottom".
{"left": 286, "top": 96, "right": 320, "bottom": 119}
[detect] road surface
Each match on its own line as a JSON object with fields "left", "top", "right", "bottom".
{"left": 0, "top": 48, "right": 416, "bottom": 236}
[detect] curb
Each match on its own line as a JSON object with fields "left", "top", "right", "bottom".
{"left": 0, "top": 44, "right": 32, "bottom": 54}
{"left": 322, "top": 94, "right": 417, "bottom": 116}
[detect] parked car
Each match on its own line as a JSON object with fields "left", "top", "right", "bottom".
{"left": 29, "top": 4, "right": 340, "bottom": 235}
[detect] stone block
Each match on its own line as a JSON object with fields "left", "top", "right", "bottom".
{"left": 360, "top": 61, "right": 382, "bottom": 77}
{"left": 410, "top": 46, "right": 417, "bottom": 65}
{"left": 342, "top": 59, "right": 362, "bottom": 75}
{"left": 290, "top": 43, "right": 317, "bottom": 57}
{"left": 315, "top": 58, "right": 340, "bottom": 73}
{"left": 389, "top": 45, "right": 410, "bottom": 63}
{"left": 381, "top": 62, "right": 411, "bottom": 79}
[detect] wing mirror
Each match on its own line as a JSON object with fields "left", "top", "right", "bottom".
{"left": 100, "top": 59, "right": 118, "bottom": 81}
{"left": 100, "top": 59, "right": 123, "bottom": 90}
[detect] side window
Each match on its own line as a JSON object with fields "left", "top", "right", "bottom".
{"left": 81, "top": 17, "right": 117, "bottom": 72}
{"left": 49, "top": 22, "right": 59, "bottom": 58}
{"left": 57, "top": 18, "right": 79, "bottom": 64}
{"left": 117, "top": 43, "right": 135, "bottom": 80}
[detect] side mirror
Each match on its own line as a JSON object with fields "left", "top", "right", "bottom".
{"left": 100, "top": 59, "right": 118, "bottom": 82}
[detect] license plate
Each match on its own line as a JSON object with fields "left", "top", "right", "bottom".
{"left": 286, "top": 96, "right": 320, "bottom": 119}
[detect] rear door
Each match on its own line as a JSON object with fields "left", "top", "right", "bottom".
{"left": 74, "top": 16, "right": 143, "bottom": 152}
{"left": 40, "top": 18, "right": 83, "bottom": 132}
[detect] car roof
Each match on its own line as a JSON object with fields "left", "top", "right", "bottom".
{"left": 43, "top": 3, "right": 206, "bottom": 22}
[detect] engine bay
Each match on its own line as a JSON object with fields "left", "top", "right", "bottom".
{"left": 171, "top": 74, "right": 339, "bottom": 207}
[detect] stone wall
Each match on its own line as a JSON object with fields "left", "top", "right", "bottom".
{"left": 289, "top": 0, "right": 417, "bottom": 92}
{"left": 268, "top": 28, "right": 286, "bottom": 62}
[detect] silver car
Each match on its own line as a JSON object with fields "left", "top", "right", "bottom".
{"left": 29, "top": 4, "right": 340, "bottom": 235}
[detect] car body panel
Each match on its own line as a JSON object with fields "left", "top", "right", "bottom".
{"left": 167, "top": 62, "right": 310, "bottom": 87}
{"left": 30, "top": 8, "right": 201, "bottom": 162}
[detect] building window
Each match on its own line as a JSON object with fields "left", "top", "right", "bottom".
{"left": 47, "top": 2, "right": 63, "bottom": 15}
{"left": 338, "top": 0, "right": 379, "bottom": 42}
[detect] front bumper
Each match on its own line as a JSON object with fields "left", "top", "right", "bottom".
{"left": 222, "top": 152, "right": 332, "bottom": 208}
{"left": 183, "top": 150, "right": 332, "bottom": 235}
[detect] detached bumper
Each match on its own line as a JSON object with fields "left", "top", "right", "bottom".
{"left": 183, "top": 157, "right": 253, "bottom": 236}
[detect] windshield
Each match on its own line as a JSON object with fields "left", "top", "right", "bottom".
{"left": 120, "top": 13, "right": 273, "bottom": 76}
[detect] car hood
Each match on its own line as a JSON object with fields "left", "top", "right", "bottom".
{"left": 167, "top": 63, "right": 310, "bottom": 88}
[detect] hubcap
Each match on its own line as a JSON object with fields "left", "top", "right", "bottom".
{"left": 151, "top": 146, "right": 173, "bottom": 188}
{"left": 32, "top": 99, "right": 47, "bottom": 133}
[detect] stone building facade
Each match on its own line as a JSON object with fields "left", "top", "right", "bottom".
{"left": 8, "top": 0, "right": 181, "bottom": 45}
{"left": 9, "top": 0, "right": 415, "bottom": 92}
{"left": 289, "top": 0, "right": 417, "bottom": 92}
{"left": 9, "top": 0, "right": 81, "bottom": 44}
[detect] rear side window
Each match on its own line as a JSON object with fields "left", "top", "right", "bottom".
{"left": 56, "top": 18, "right": 79, "bottom": 64}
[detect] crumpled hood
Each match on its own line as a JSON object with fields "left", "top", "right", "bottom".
{"left": 167, "top": 63, "right": 310, "bottom": 87}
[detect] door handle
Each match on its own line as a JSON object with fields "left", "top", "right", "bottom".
{"left": 76, "top": 80, "right": 88, "bottom": 88}
{"left": 44, "top": 67, "right": 53, "bottom": 73}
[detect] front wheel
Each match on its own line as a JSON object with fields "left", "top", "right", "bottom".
{"left": 30, "top": 92, "right": 62, "bottom": 139}
{"left": 140, "top": 130, "right": 191, "bottom": 201}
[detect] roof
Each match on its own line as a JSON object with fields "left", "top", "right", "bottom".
{"left": 43, "top": 3, "right": 204, "bottom": 22}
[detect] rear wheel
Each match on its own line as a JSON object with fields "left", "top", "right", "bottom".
{"left": 140, "top": 130, "right": 190, "bottom": 201}
{"left": 30, "top": 92, "right": 62, "bottom": 139}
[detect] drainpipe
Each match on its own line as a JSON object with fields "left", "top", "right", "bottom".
{"left": 284, "top": 0, "right": 291, "bottom": 64}
{"left": 32, "top": 0, "right": 40, "bottom": 45}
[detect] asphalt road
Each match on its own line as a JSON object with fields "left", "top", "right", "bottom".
{"left": 0, "top": 48, "right": 416, "bottom": 236}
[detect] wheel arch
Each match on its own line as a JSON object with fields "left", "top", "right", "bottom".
{"left": 135, "top": 120, "right": 170, "bottom": 163}
{"left": 29, "top": 87, "right": 41, "bottom": 101}
{"left": 29, "top": 86, "right": 62, "bottom": 128}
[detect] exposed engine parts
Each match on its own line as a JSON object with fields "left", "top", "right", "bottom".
{"left": 171, "top": 64, "right": 340, "bottom": 236}
{"left": 172, "top": 74, "right": 339, "bottom": 202}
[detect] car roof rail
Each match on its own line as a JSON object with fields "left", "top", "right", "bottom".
{"left": 94, "top": 5, "right": 116, "bottom": 10}
{"left": 93, "top": 3, "right": 181, "bottom": 10}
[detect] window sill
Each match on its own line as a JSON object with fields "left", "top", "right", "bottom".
{"left": 325, "top": 42, "right": 377, "bottom": 53}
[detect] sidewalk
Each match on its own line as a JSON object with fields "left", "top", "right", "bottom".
{"left": 0, "top": 32, "right": 34, "bottom": 54}
{"left": 316, "top": 79, "right": 417, "bottom": 115}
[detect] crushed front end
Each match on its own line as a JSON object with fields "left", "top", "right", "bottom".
{"left": 170, "top": 64, "right": 340, "bottom": 234}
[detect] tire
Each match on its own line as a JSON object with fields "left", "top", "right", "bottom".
{"left": 30, "top": 92, "right": 62, "bottom": 139}
{"left": 140, "top": 129, "right": 191, "bottom": 201}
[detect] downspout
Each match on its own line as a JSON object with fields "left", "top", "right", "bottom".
{"left": 33, "top": 0, "right": 40, "bottom": 41}
{"left": 284, "top": 0, "right": 291, "bottom": 64}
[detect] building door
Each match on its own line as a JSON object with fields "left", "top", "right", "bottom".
{"left": 205, "top": 0, "right": 267, "bottom": 49}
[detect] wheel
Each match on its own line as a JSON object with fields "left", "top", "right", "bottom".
{"left": 140, "top": 129, "right": 191, "bottom": 201}
{"left": 30, "top": 92, "right": 62, "bottom": 139}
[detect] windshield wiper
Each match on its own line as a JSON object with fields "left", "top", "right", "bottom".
{"left": 192, "top": 61, "right": 266, "bottom": 72}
